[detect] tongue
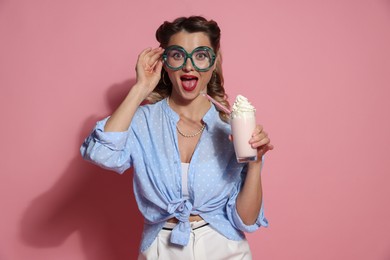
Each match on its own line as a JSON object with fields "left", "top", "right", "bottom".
{"left": 181, "top": 79, "right": 197, "bottom": 91}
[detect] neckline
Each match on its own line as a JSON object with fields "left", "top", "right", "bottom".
{"left": 163, "top": 98, "right": 216, "bottom": 127}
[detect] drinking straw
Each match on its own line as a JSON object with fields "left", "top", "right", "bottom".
{"left": 201, "top": 93, "right": 231, "bottom": 114}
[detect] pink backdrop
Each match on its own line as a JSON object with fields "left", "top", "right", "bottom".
{"left": 1, "top": 0, "right": 390, "bottom": 259}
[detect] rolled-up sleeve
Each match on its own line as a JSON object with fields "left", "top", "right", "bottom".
{"left": 80, "top": 117, "right": 132, "bottom": 174}
{"left": 229, "top": 200, "right": 268, "bottom": 232}
{"left": 226, "top": 165, "right": 269, "bottom": 233}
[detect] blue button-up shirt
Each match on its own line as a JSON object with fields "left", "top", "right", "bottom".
{"left": 80, "top": 98, "right": 268, "bottom": 252}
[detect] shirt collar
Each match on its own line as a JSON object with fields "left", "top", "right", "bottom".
{"left": 162, "top": 98, "right": 180, "bottom": 123}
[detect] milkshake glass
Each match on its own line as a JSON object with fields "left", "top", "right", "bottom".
{"left": 230, "top": 95, "right": 257, "bottom": 163}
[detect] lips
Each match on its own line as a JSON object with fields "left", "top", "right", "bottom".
{"left": 180, "top": 75, "right": 198, "bottom": 92}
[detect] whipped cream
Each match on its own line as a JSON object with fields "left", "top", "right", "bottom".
{"left": 231, "top": 95, "right": 255, "bottom": 118}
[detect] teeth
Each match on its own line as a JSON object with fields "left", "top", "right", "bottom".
{"left": 181, "top": 76, "right": 198, "bottom": 80}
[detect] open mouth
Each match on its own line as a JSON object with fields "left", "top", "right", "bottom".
{"left": 180, "top": 75, "right": 198, "bottom": 92}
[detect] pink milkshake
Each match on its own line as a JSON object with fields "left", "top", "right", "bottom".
{"left": 230, "top": 95, "right": 257, "bottom": 163}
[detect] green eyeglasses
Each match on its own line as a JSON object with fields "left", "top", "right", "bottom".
{"left": 162, "top": 45, "right": 216, "bottom": 72}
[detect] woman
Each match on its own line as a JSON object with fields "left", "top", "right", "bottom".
{"left": 81, "top": 16, "right": 273, "bottom": 259}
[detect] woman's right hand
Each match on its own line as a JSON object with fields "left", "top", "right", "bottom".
{"left": 135, "top": 47, "right": 165, "bottom": 96}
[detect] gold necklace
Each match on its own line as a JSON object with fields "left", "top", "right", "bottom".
{"left": 176, "top": 123, "right": 205, "bottom": 138}
{"left": 167, "top": 97, "right": 206, "bottom": 138}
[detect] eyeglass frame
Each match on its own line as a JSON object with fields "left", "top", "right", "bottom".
{"left": 162, "top": 45, "right": 216, "bottom": 72}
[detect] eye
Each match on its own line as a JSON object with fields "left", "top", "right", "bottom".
{"left": 169, "top": 50, "right": 185, "bottom": 60}
{"left": 194, "top": 51, "right": 210, "bottom": 60}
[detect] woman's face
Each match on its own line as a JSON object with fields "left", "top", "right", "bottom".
{"left": 165, "top": 31, "right": 216, "bottom": 102}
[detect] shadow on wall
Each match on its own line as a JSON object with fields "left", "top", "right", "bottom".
{"left": 20, "top": 79, "right": 144, "bottom": 260}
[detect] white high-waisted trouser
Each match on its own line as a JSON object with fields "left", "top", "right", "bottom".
{"left": 138, "top": 220, "right": 252, "bottom": 260}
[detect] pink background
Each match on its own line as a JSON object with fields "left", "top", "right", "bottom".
{"left": 1, "top": 0, "right": 390, "bottom": 259}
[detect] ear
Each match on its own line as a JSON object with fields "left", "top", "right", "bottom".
{"left": 213, "top": 52, "right": 221, "bottom": 71}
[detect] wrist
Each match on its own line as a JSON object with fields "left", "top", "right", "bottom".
{"left": 247, "top": 156, "right": 263, "bottom": 171}
{"left": 129, "top": 83, "right": 152, "bottom": 103}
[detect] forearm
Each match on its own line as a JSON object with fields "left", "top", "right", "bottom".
{"left": 104, "top": 83, "right": 149, "bottom": 132}
{"left": 236, "top": 159, "right": 263, "bottom": 225}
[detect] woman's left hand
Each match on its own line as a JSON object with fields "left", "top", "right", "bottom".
{"left": 249, "top": 125, "right": 274, "bottom": 160}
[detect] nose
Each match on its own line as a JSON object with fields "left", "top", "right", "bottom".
{"left": 182, "top": 57, "right": 194, "bottom": 72}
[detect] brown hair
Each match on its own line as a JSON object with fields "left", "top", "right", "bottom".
{"left": 147, "top": 16, "right": 230, "bottom": 122}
